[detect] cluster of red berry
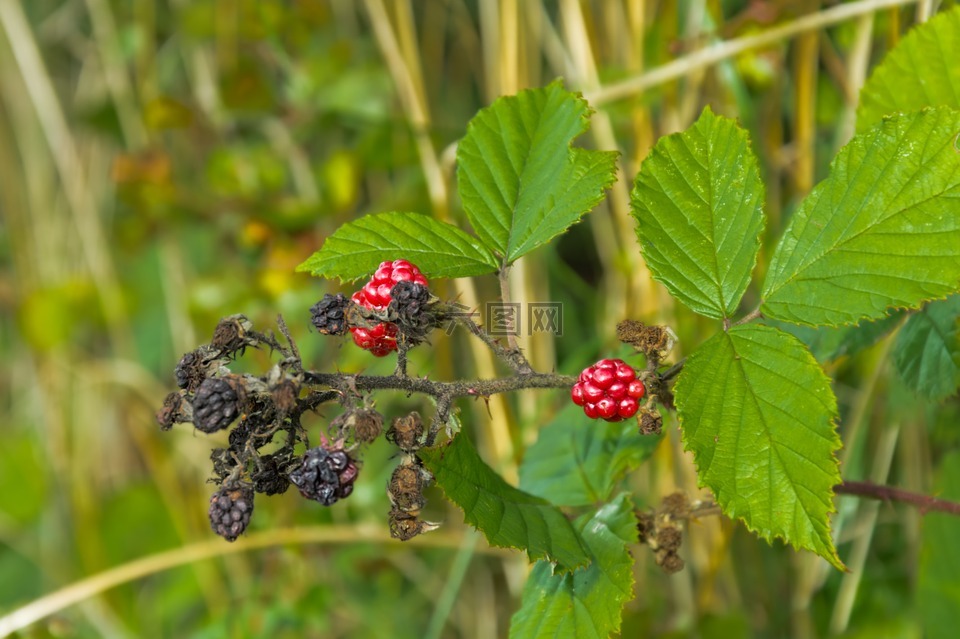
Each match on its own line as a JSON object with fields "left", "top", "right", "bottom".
{"left": 571, "top": 358, "right": 646, "bottom": 422}
{"left": 350, "top": 259, "right": 428, "bottom": 356}
{"left": 345, "top": 260, "right": 646, "bottom": 425}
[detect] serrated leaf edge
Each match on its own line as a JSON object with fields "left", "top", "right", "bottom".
{"left": 674, "top": 326, "right": 845, "bottom": 570}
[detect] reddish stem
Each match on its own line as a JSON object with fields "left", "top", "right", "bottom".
{"left": 835, "top": 480, "right": 960, "bottom": 516}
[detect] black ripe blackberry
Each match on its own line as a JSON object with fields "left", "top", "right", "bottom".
{"left": 289, "top": 445, "right": 358, "bottom": 505}
{"left": 208, "top": 483, "right": 254, "bottom": 542}
{"left": 310, "top": 293, "right": 350, "bottom": 336}
{"left": 193, "top": 377, "right": 242, "bottom": 433}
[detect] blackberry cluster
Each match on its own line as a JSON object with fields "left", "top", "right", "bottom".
{"left": 307, "top": 260, "right": 442, "bottom": 357}
{"left": 158, "top": 313, "right": 445, "bottom": 546}
{"left": 289, "top": 443, "right": 359, "bottom": 506}
{"left": 209, "top": 482, "right": 255, "bottom": 542}
{"left": 350, "top": 259, "right": 429, "bottom": 356}
{"left": 192, "top": 377, "right": 243, "bottom": 433}
{"left": 310, "top": 293, "right": 350, "bottom": 336}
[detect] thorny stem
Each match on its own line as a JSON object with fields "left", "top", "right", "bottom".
{"left": 249, "top": 327, "right": 294, "bottom": 361}
{"left": 276, "top": 314, "right": 301, "bottom": 373}
{"left": 303, "top": 370, "right": 577, "bottom": 444}
{"left": 395, "top": 340, "right": 410, "bottom": 377}
{"left": 451, "top": 314, "right": 534, "bottom": 374}
{"left": 303, "top": 371, "right": 577, "bottom": 401}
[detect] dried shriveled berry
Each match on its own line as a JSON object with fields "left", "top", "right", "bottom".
{"left": 388, "top": 508, "right": 425, "bottom": 541}
{"left": 208, "top": 483, "right": 254, "bottom": 542}
{"left": 658, "top": 551, "right": 684, "bottom": 574}
{"left": 210, "top": 448, "right": 238, "bottom": 482}
{"left": 388, "top": 461, "right": 428, "bottom": 513}
{"left": 616, "top": 320, "right": 676, "bottom": 362}
{"left": 211, "top": 315, "right": 254, "bottom": 355}
{"left": 388, "top": 281, "right": 434, "bottom": 338}
{"left": 271, "top": 378, "right": 299, "bottom": 415}
{"left": 331, "top": 408, "right": 384, "bottom": 444}
{"left": 388, "top": 506, "right": 440, "bottom": 541}
{"left": 638, "top": 406, "right": 663, "bottom": 436}
{"left": 156, "top": 391, "right": 192, "bottom": 430}
{"left": 386, "top": 412, "right": 424, "bottom": 453}
{"left": 572, "top": 359, "right": 646, "bottom": 422}
{"left": 193, "top": 377, "right": 242, "bottom": 433}
{"left": 174, "top": 347, "right": 216, "bottom": 393}
{"left": 252, "top": 453, "right": 292, "bottom": 496}
{"left": 310, "top": 293, "right": 350, "bottom": 336}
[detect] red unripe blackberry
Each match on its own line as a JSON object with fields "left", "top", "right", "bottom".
{"left": 570, "top": 384, "right": 586, "bottom": 406}
{"left": 350, "top": 260, "right": 428, "bottom": 357}
{"left": 572, "top": 358, "right": 646, "bottom": 422}
{"left": 618, "top": 396, "right": 640, "bottom": 419}
{"left": 596, "top": 397, "right": 619, "bottom": 420}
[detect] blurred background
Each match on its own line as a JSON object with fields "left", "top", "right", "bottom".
{"left": 2, "top": 0, "right": 959, "bottom": 637}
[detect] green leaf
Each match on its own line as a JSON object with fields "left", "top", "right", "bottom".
{"left": 674, "top": 324, "right": 844, "bottom": 569}
{"left": 456, "top": 80, "right": 619, "bottom": 264}
{"left": 762, "top": 108, "right": 960, "bottom": 326}
{"left": 858, "top": 7, "right": 960, "bottom": 131}
{"left": 420, "top": 433, "right": 589, "bottom": 570}
{"left": 768, "top": 312, "right": 904, "bottom": 362}
{"left": 519, "top": 403, "right": 662, "bottom": 507}
{"left": 295, "top": 211, "right": 499, "bottom": 281}
{"left": 893, "top": 294, "right": 960, "bottom": 401}
{"left": 918, "top": 450, "right": 960, "bottom": 639}
{"left": 509, "top": 494, "right": 637, "bottom": 639}
{"left": 631, "top": 107, "right": 765, "bottom": 319}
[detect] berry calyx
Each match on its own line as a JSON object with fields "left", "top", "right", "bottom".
{"left": 350, "top": 260, "right": 428, "bottom": 357}
{"left": 572, "top": 358, "right": 646, "bottom": 422}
